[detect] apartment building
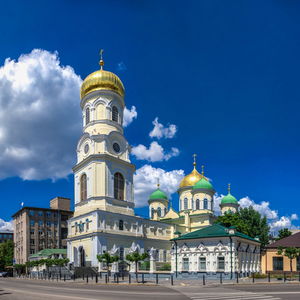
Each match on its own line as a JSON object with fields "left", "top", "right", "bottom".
{"left": 0, "top": 230, "right": 13, "bottom": 244}
{"left": 12, "top": 197, "right": 73, "bottom": 264}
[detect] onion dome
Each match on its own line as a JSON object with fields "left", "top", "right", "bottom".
{"left": 221, "top": 184, "right": 238, "bottom": 204}
{"left": 179, "top": 154, "right": 206, "bottom": 188}
{"left": 193, "top": 177, "right": 214, "bottom": 190}
{"left": 148, "top": 182, "right": 168, "bottom": 204}
{"left": 149, "top": 188, "right": 168, "bottom": 200}
{"left": 80, "top": 50, "right": 125, "bottom": 99}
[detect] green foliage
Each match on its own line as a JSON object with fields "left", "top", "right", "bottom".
{"left": 276, "top": 228, "right": 292, "bottom": 241}
{"left": 126, "top": 252, "right": 149, "bottom": 275}
{"left": 25, "top": 258, "right": 69, "bottom": 269}
{"left": 277, "top": 246, "right": 300, "bottom": 272}
{"left": 0, "top": 240, "right": 14, "bottom": 270}
{"left": 97, "top": 252, "right": 119, "bottom": 271}
{"left": 215, "top": 206, "right": 269, "bottom": 247}
{"left": 139, "top": 261, "right": 150, "bottom": 270}
{"left": 159, "top": 263, "right": 171, "bottom": 271}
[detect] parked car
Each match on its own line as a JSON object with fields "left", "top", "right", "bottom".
{"left": 0, "top": 272, "right": 8, "bottom": 277}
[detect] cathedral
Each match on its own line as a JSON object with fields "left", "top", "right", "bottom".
{"left": 66, "top": 53, "right": 260, "bottom": 275}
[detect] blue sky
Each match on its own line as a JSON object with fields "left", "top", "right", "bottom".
{"left": 0, "top": 0, "right": 300, "bottom": 232}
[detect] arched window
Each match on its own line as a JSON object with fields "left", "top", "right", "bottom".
{"left": 80, "top": 174, "right": 87, "bottom": 201}
{"left": 119, "top": 220, "right": 124, "bottom": 231}
{"left": 184, "top": 198, "right": 188, "bottom": 210}
{"left": 157, "top": 207, "right": 162, "bottom": 217}
{"left": 85, "top": 107, "right": 90, "bottom": 125}
{"left": 203, "top": 198, "right": 208, "bottom": 209}
{"left": 114, "top": 172, "right": 124, "bottom": 200}
{"left": 164, "top": 207, "right": 167, "bottom": 216}
{"left": 151, "top": 207, "right": 155, "bottom": 219}
{"left": 196, "top": 199, "right": 200, "bottom": 210}
{"left": 112, "top": 106, "right": 118, "bottom": 122}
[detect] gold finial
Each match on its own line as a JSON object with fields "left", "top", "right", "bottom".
{"left": 193, "top": 154, "right": 197, "bottom": 168}
{"left": 99, "top": 49, "right": 104, "bottom": 69}
{"left": 157, "top": 178, "right": 160, "bottom": 189}
{"left": 228, "top": 183, "right": 231, "bottom": 194}
{"left": 201, "top": 165, "right": 205, "bottom": 176}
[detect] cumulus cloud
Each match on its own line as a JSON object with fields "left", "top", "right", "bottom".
{"left": 238, "top": 197, "right": 278, "bottom": 219}
{"left": 123, "top": 105, "right": 137, "bottom": 127}
{"left": 0, "top": 49, "right": 82, "bottom": 180}
{"left": 134, "top": 164, "right": 184, "bottom": 207}
{"left": 0, "top": 218, "right": 13, "bottom": 231}
{"left": 214, "top": 194, "right": 298, "bottom": 233}
{"left": 131, "top": 141, "right": 179, "bottom": 162}
{"left": 149, "top": 117, "right": 177, "bottom": 139}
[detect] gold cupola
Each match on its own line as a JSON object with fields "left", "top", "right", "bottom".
{"left": 80, "top": 50, "right": 125, "bottom": 99}
{"left": 179, "top": 154, "right": 206, "bottom": 188}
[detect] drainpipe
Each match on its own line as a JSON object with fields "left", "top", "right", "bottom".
{"left": 174, "top": 240, "right": 178, "bottom": 278}
{"left": 229, "top": 236, "right": 233, "bottom": 279}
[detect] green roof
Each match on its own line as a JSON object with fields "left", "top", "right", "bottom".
{"left": 221, "top": 193, "right": 238, "bottom": 204}
{"left": 29, "top": 249, "right": 67, "bottom": 258}
{"left": 149, "top": 188, "right": 168, "bottom": 200}
{"left": 193, "top": 178, "right": 214, "bottom": 190}
{"left": 171, "top": 224, "right": 259, "bottom": 243}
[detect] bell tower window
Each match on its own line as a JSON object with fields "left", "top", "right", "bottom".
{"left": 203, "top": 198, "right": 208, "bottom": 209}
{"left": 85, "top": 107, "right": 90, "bottom": 125}
{"left": 114, "top": 172, "right": 124, "bottom": 200}
{"left": 196, "top": 199, "right": 200, "bottom": 210}
{"left": 112, "top": 106, "right": 118, "bottom": 122}
{"left": 80, "top": 174, "right": 87, "bottom": 201}
{"left": 184, "top": 198, "right": 188, "bottom": 210}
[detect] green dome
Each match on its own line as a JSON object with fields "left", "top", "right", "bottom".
{"left": 193, "top": 178, "right": 214, "bottom": 190}
{"left": 149, "top": 188, "right": 168, "bottom": 200}
{"left": 221, "top": 193, "right": 238, "bottom": 205}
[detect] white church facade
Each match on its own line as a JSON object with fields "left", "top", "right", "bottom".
{"left": 66, "top": 53, "right": 261, "bottom": 275}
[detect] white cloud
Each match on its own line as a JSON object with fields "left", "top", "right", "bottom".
{"left": 0, "top": 49, "right": 82, "bottom": 180}
{"left": 238, "top": 197, "right": 278, "bottom": 219}
{"left": 214, "top": 194, "right": 298, "bottom": 233}
{"left": 131, "top": 141, "right": 179, "bottom": 162}
{"left": 134, "top": 164, "right": 184, "bottom": 207}
{"left": 0, "top": 218, "right": 13, "bottom": 231}
{"left": 123, "top": 105, "right": 137, "bottom": 127}
{"left": 149, "top": 117, "right": 177, "bottom": 139}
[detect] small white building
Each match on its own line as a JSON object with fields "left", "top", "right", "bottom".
{"left": 171, "top": 224, "right": 261, "bottom": 277}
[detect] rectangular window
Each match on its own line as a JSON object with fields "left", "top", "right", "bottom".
{"left": 217, "top": 256, "right": 225, "bottom": 271}
{"left": 297, "top": 257, "right": 300, "bottom": 271}
{"left": 30, "top": 220, "right": 35, "bottom": 226}
{"left": 38, "top": 211, "right": 43, "bottom": 217}
{"left": 182, "top": 257, "right": 189, "bottom": 272}
{"left": 30, "top": 239, "right": 35, "bottom": 245}
{"left": 47, "top": 221, "right": 51, "bottom": 227}
{"left": 199, "top": 257, "right": 206, "bottom": 271}
{"left": 38, "top": 220, "right": 43, "bottom": 226}
{"left": 29, "top": 210, "right": 35, "bottom": 216}
{"left": 273, "top": 257, "right": 283, "bottom": 271}
{"left": 30, "top": 229, "right": 35, "bottom": 235}
{"left": 46, "top": 212, "right": 51, "bottom": 218}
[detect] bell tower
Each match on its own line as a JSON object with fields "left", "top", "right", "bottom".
{"left": 73, "top": 51, "right": 135, "bottom": 217}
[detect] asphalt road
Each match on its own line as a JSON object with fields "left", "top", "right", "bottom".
{"left": 2, "top": 278, "right": 300, "bottom": 300}
{"left": 175, "top": 283, "right": 300, "bottom": 300}
{"left": 0, "top": 278, "right": 189, "bottom": 300}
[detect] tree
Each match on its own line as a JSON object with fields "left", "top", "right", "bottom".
{"left": 277, "top": 246, "right": 300, "bottom": 273}
{"left": 215, "top": 206, "right": 270, "bottom": 247}
{"left": 0, "top": 240, "right": 14, "bottom": 270}
{"left": 125, "top": 252, "right": 149, "bottom": 277}
{"left": 97, "top": 252, "right": 119, "bottom": 273}
{"left": 276, "top": 228, "right": 292, "bottom": 241}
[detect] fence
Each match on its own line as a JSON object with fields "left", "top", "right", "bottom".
{"left": 13, "top": 271, "right": 300, "bottom": 286}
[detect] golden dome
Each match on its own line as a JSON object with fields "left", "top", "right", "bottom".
{"left": 179, "top": 154, "right": 207, "bottom": 188}
{"left": 179, "top": 167, "right": 204, "bottom": 188}
{"left": 80, "top": 51, "right": 125, "bottom": 99}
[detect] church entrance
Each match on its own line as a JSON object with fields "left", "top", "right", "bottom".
{"left": 79, "top": 246, "right": 85, "bottom": 267}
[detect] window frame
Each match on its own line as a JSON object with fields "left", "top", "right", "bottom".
{"left": 114, "top": 172, "right": 125, "bottom": 200}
